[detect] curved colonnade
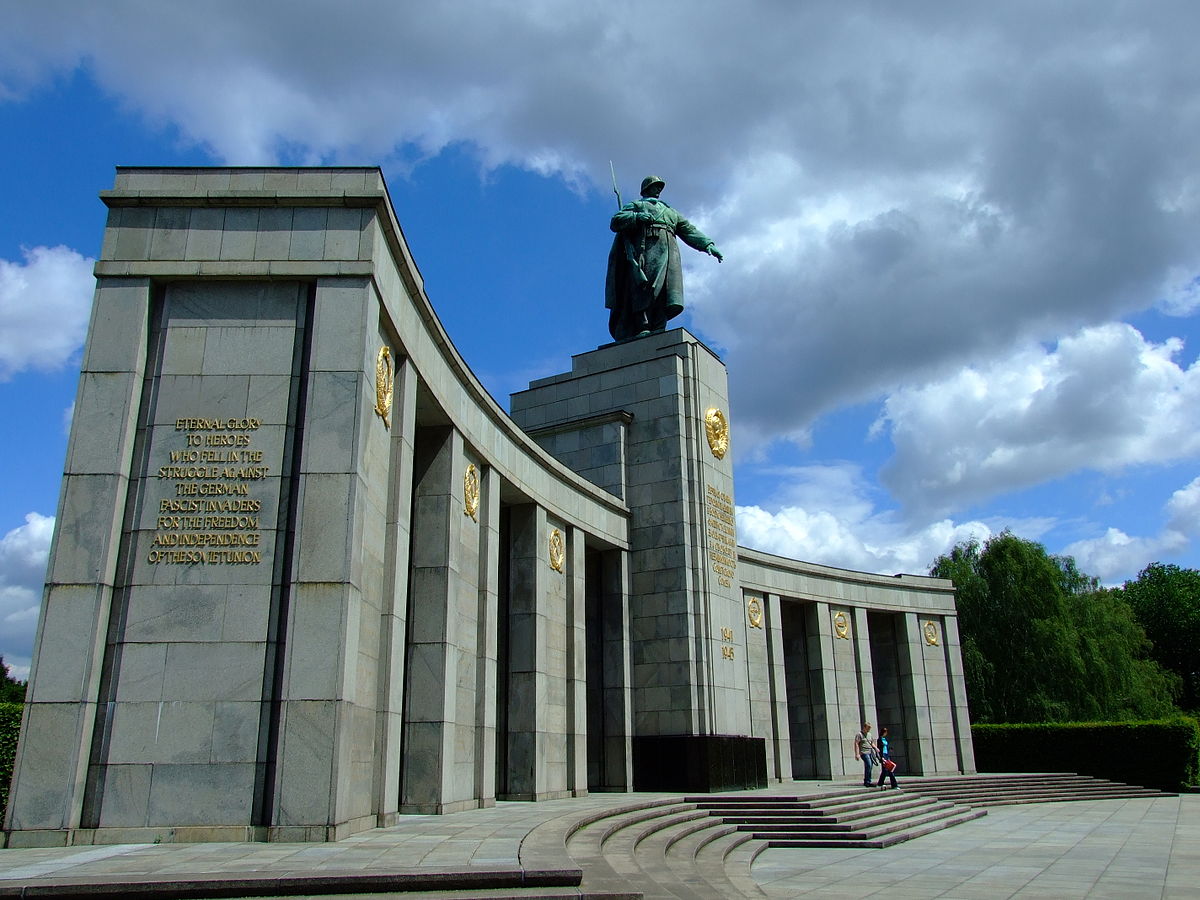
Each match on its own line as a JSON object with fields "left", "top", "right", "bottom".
{"left": 4, "top": 168, "right": 972, "bottom": 847}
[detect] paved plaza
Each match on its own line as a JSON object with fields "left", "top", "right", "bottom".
{"left": 754, "top": 792, "right": 1199, "bottom": 898}
{"left": 0, "top": 786, "right": 1194, "bottom": 898}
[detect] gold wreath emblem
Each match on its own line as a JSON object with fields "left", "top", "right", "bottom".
{"left": 464, "top": 464, "right": 479, "bottom": 522}
{"left": 374, "top": 346, "right": 394, "bottom": 428}
{"left": 705, "top": 407, "right": 729, "bottom": 460}
{"left": 923, "top": 620, "right": 940, "bottom": 646}
{"left": 833, "top": 610, "right": 851, "bottom": 640}
{"left": 549, "top": 528, "right": 565, "bottom": 572}
{"left": 747, "top": 596, "right": 764, "bottom": 629}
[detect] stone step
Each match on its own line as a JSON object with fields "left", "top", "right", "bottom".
{"left": 684, "top": 792, "right": 836, "bottom": 803}
{"left": 899, "top": 773, "right": 1177, "bottom": 807}
{"left": 908, "top": 777, "right": 1163, "bottom": 789}
{"left": 378, "top": 891, "right": 639, "bottom": 900}
{"left": 732, "top": 799, "right": 957, "bottom": 834}
{"left": 633, "top": 813, "right": 737, "bottom": 899}
{"left": 689, "top": 826, "right": 768, "bottom": 898}
{"left": 696, "top": 792, "right": 926, "bottom": 820}
{"left": 685, "top": 789, "right": 985, "bottom": 853}
{"left": 717, "top": 813, "right": 843, "bottom": 825}
{"left": 749, "top": 803, "right": 964, "bottom": 841}
{"left": 909, "top": 779, "right": 1144, "bottom": 790}
{"left": 0, "top": 867, "right": 593, "bottom": 899}
{"left": 812, "top": 794, "right": 951, "bottom": 821}
{"left": 566, "top": 801, "right": 699, "bottom": 896}
{"left": 598, "top": 808, "right": 716, "bottom": 899}
{"left": 518, "top": 797, "right": 686, "bottom": 899}
{"left": 538, "top": 790, "right": 992, "bottom": 894}
{"left": 938, "top": 790, "right": 1170, "bottom": 805}
{"left": 663, "top": 815, "right": 755, "bottom": 898}
{"left": 762, "top": 806, "right": 988, "bottom": 849}
{"left": 908, "top": 785, "right": 1165, "bottom": 800}
{"left": 720, "top": 837, "right": 772, "bottom": 899}
{"left": 784, "top": 794, "right": 926, "bottom": 819}
{"left": 763, "top": 811, "right": 988, "bottom": 854}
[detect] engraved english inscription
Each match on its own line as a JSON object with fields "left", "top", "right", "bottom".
{"left": 148, "top": 417, "right": 268, "bottom": 565}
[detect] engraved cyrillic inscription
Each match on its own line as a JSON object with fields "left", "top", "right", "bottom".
{"left": 705, "top": 485, "right": 737, "bottom": 588}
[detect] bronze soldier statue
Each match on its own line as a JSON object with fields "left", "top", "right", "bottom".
{"left": 605, "top": 176, "right": 722, "bottom": 342}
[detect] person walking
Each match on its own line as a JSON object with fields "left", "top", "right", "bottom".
{"left": 876, "top": 726, "right": 899, "bottom": 789}
{"left": 854, "top": 722, "right": 877, "bottom": 787}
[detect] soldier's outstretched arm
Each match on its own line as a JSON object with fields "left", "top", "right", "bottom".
{"left": 676, "top": 218, "right": 722, "bottom": 261}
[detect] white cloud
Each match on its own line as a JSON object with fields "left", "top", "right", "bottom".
{"left": 1165, "top": 477, "right": 1200, "bottom": 536}
{"left": 1160, "top": 270, "right": 1200, "bottom": 317}
{"left": 2, "top": 2, "right": 1199, "bottom": 587}
{"left": 0, "top": 513, "right": 53, "bottom": 679}
{"left": 0, "top": 246, "right": 95, "bottom": 379}
{"left": 1064, "top": 477, "right": 1200, "bottom": 582}
{"left": 735, "top": 463, "right": 999, "bottom": 575}
{"left": 1, "top": 4, "right": 1198, "bottom": 453}
{"left": 873, "top": 323, "right": 1200, "bottom": 517}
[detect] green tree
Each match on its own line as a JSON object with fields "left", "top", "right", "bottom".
{"left": 0, "top": 658, "right": 25, "bottom": 705}
{"left": 1114, "top": 563, "right": 1200, "bottom": 712}
{"left": 931, "top": 533, "right": 1177, "bottom": 723}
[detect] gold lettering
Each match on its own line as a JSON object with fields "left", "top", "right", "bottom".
{"left": 154, "top": 418, "right": 268, "bottom": 564}
{"left": 174, "top": 418, "right": 261, "bottom": 431}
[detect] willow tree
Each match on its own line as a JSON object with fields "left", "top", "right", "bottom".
{"left": 1115, "top": 563, "right": 1200, "bottom": 712}
{"left": 931, "top": 533, "right": 1177, "bottom": 723}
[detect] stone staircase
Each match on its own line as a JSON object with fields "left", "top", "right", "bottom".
{"left": 689, "top": 790, "right": 986, "bottom": 850}
{"left": 899, "top": 772, "right": 1178, "bottom": 807}
{"left": 518, "top": 788, "right": 986, "bottom": 898}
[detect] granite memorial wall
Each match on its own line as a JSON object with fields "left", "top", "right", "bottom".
{"left": 4, "top": 167, "right": 973, "bottom": 847}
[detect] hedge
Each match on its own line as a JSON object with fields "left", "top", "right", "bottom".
{"left": 0, "top": 702, "right": 22, "bottom": 824}
{"left": 972, "top": 719, "right": 1200, "bottom": 792}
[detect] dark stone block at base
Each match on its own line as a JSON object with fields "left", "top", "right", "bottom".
{"left": 633, "top": 734, "right": 767, "bottom": 792}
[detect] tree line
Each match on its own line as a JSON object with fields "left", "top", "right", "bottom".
{"left": 931, "top": 533, "right": 1199, "bottom": 723}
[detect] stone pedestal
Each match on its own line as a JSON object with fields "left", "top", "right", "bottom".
{"left": 511, "top": 330, "right": 765, "bottom": 790}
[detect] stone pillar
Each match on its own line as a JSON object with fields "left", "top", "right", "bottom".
{"left": 944, "top": 616, "right": 976, "bottom": 774}
{"left": 505, "top": 504, "right": 550, "bottom": 799}
{"left": 806, "top": 601, "right": 842, "bottom": 779}
{"left": 474, "top": 464, "right": 501, "bottom": 805}
{"left": 372, "top": 355, "right": 417, "bottom": 826}
{"left": 595, "top": 549, "right": 633, "bottom": 791}
{"left": 97, "top": 279, "right": 307, "bottom": 837}
{"left": 399, "top": 426, "right": 481, "bottom": 813}
{"left": 509, "top": 330, "right": 762, "bottom": 791}
{"left": 274, "top": 276, "right": 391, "bottom": 839}
{"left": 918, "top": 614, "right": 959, "bottom": 775}
{"left": 852, "top": 606, "right": 878, "bottom": 727}
{"left": 4, "top": 278, "right": 150, "bottom": 840}
{"left": 567, "top": 527, "right": 588, "bottom": 796}
{"left": 744, "top": 590, "right": 789, "bottom": 782}
{"left": 896, "top": 612, "right": 935, "bottom": 774}
{"left": 763, "top": 594, "right": 793, "bottom": 782}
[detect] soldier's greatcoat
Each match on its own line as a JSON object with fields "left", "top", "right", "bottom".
{"left": 605, "top": 197, "right": 716, "bottom": 342}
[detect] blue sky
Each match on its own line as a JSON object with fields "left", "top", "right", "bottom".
{"left": 2, "top": 2, "right": 1199, "bottom": 678}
